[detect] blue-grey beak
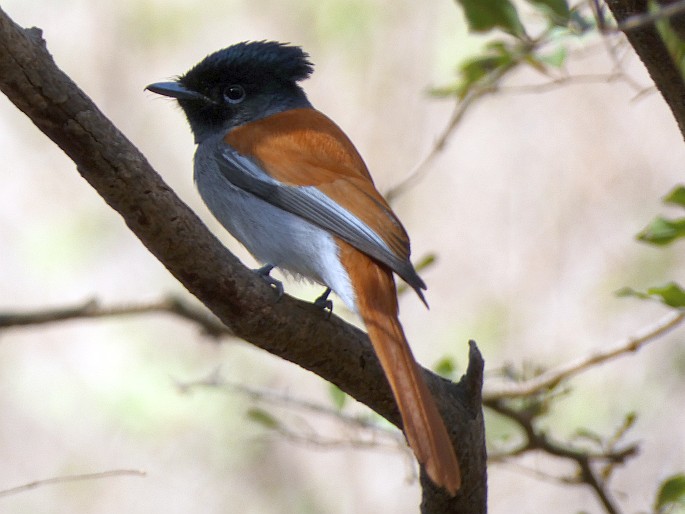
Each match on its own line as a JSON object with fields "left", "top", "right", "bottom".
{"left": 145, "top": 81, "right": 209, "bottom": 102}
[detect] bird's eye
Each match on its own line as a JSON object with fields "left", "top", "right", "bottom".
{"left": 223, "top": 85, "right": 245, "bottom": 104}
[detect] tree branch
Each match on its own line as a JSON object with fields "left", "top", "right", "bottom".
{"left": 0, "top": 296, "right": 232, "bottom": 338}
{"left": 485, "top": 399, "right": 636, "bottom": 514}
{"left": 0, "top": 470, "right": 146, "bottom": 498}
{"left": 176, "top": 370, "right": 410, "bottom": 453}
{"left": 0, "top": 7, "right": 486, "bottom": 512}
{"left": 483, "top": 310, "right": 685, "bottom": 400}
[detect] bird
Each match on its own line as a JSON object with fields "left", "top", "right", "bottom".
{"left": 146, "top": 40, "right": 461, "bottom": 495}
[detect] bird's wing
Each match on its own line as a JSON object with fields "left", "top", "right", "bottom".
{"left": 218, "top": 108, "right": 426, "bottom": 298}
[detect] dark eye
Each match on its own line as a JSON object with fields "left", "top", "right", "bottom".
{"left": 223, "top": 85, "right": 245, "bottom": 104}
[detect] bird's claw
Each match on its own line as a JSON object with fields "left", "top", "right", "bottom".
{"left": 313, "top": 287, "right": 333, "bottom": 318}
{"left": 254, "top": 264, "right": 284, "bottom": 299}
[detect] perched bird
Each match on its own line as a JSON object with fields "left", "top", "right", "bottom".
{"left": 146, "top": 40, "right": 461, "bottom": 494}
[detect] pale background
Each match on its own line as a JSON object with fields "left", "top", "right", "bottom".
{"left": 1, "top": 0, "right": 684, "bottom": 512}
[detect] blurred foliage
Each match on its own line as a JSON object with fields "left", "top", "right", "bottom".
{"left": 624, "top": 185, "right": 685, "bottom": 309}
{"left": 328, "top": 383, "right": 348, "bottom": 410}
{"left": 433, "top": 355, "right": 459, "bottom": 380}
{"left": 310, "top": 0, "right": 379, "bottom": 47}
{"left": 617, "top": 282, "right": 685, "bottom": 308}
{"left": 638, "top": 186, "right": 685, "bottom": 246}
{"left": 655, "top": 473, "right": 685, "bottom": 513}
{"left": 397, "top": 252, "right": 436, "bottom": 297}
{"left": 435, "top": 0, "right": 596, "bottom": 100}
{"left": 247, "top": 407, "right": 281, "bottom": 430}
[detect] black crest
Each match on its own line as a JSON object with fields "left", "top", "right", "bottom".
{"left": 180, "top": 41, "right": 314, "bottom": 93}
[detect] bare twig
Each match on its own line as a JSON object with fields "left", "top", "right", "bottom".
{"left": 486, "top": 399, "right": 635, "bottom": 514}
{"left": 599, "top": 26, "right": 647, "bottom": 93}
{"left": 499, "top": 72, "right": 625, "bottom": 94}
{"left": 0, "top": 296, "right": 231, "bottom": 338}
{"left": 487, "top": 459, "right": 580, "bottom": 485}
{"left": 484, "top": 310, "right": 685, "bottom": 401}
{"left": 593, "top": 0, "right": 609, "bottom": 31}
{"left": 385, "top": 22, "right": 644, "bottom": 203}
{"left": 176, "top": 371, "right": 404, "bottom": 440}
{"left": 175, "top": 371, "right": 416, "bottom": 478}
{"left": 0, "top": 469, "right": 146, "bottom": 498}
{"left": 386, "top": 65, "right": 511, "bottom": 202}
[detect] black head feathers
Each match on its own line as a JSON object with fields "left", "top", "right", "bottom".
{"left": 147, "top": 41, "right": 315, "bottom": 141}
{"left": 179, "top": 41, "right": 314, "bottom": 93}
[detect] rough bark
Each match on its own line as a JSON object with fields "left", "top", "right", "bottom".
{"left": 0, "top": 7, "right": 487, "bottom": 513}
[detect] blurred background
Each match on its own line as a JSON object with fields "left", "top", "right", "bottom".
{"left": 1, "top": 0, "right": 684, "bottom": 512}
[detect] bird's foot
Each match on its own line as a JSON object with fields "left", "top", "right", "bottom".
{"left": 313, "top": 287, "right": 333, "bottom": 318}
{"left": 254, "top": 264, "right": 284, "bottom": 299}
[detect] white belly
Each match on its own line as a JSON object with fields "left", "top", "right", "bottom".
{"left": 194, "top": 145, "right": 357, "bottom": 311}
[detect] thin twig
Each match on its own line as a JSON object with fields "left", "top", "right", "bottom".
{"left": 600, "top": 25, "right": 646, "bottom": 93}
{"left": 385, "top": 65, "right": 512, "bottom": 202}
{"left": 385, "top": 24, "right": 645, "bottom": 203}
{"left": 0, "top": 296, "right": 231, "bottom": 338}
{"left": 578, "top": 458, "right": 622, "bottom": 514}
{"left": 483, "top": 310, "right": 685, "bottom": 401}
{"left": 490, "top": 457, "right": 606, "bottom": 487}
{"left": 175, "top": 371, "right": 415, "bottom": 474}
{"left": 0, "top": 469, "right": 146, "bottom": 498}
{"left": 176, "top": 371, "right": 402, "bottom": 436}
{"left": 486, "top": 400, "right": 632, "bottom": 514}
{"left": 499, "top": 72, "right": 625, "bottom": 94}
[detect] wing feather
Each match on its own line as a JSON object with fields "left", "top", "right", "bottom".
{"left": 219, "top": 108, "right": 426, "bottom": 299}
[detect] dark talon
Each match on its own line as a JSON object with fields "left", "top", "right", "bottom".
{"left": 313, "top": 287, "right": 333, "bottom": 318}
{"left": 254, "top": 264, "right": 284, "bottom": 299}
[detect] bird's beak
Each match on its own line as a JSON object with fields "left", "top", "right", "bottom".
{"left": 145, "top": 81, "right": 209, "bottom": 102}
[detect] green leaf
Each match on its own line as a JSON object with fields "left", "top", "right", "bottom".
{"left": 414, "top": 253, "right": 437, "bottom": 273}
{"left": 434, "top": 357, "right": 457, "bottom": 379}
{"left": 524, "top": 53, "right": 549, "bottom": 74}
{"left": 655, "top": 473, "right": 685, "bottom": 511}
{"left": 664, "top": 186, "right": 685, "bottom": 208}
{"left": 537, "top": 45, "right": 568, "bottom": 68}
{"left": 525, "top": 0, "right": 571, "bottom": 25}
{"left": 615, "top": 287, "right": 652, "bottom": 301}
{"left": 246, "top": 407, "right": 280, "bottom": 430}
{"left": 455, "top": 0, "right": 527, "bottom": 37}
{"left": 637, "top": 216, "right": 685, "bottom": 245}
{"left": 461, "top": 54, "right": 509, "bottom": 82}
{"left": 452, "top": 44, "right": 515, "bottom": 98}
{"left": 328, "top": 384, "right": 347, "bottom": 410}
{"left": 619, "top": 282, "right": 685, "bottom": 307}
{"left": 648, "top": 283, "right": 685, "bottom": 308}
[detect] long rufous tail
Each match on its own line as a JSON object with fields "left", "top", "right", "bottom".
{"left": 344, "top": 248, "right": 462, "bottom": 495}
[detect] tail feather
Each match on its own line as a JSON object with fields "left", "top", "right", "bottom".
{"left": 346, "top": 249, "right": 462, "bottom": 495}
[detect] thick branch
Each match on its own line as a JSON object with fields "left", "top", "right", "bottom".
{"left": 0, "top": 8, "right": 486, "bottom": 512}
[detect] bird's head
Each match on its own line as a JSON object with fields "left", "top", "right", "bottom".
{"left": 146, "top": 41, "right": 314, "bottom": 142}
